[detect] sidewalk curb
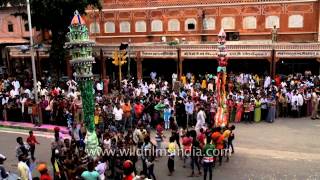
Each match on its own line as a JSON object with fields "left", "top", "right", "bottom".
{"left": 0, "top": 124, "right": 69, "bottom": 134}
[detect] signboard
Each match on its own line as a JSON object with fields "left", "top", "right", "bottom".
{"left": 182, "top": 51, "right": 216, "bottom": 58}
{"left": 228, "top": 51, "right": 271, "bottom": 58}
{"left": 9, "top": 51, "right": 49, "bottom": 58}
{"left": 103, "top": 51, "right": 136, "bottom": 58}
{"left": 182, "top": 51, "right": 271, "bottom": 58}
{"left": 276, "top": 51, "right": 320, "bottom": 58}
{"left": 141, "top": 51, "right": 177, "bottom": 58}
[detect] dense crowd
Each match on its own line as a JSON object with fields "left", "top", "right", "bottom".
{"left": 0, "top": 71, "right": 320, "bottom": 180}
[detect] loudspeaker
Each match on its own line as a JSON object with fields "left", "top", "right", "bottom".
{"left": 226, "top": 32, "right": 240, "bottom": 41}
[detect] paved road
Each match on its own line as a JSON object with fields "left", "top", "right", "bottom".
{"left": 1, "top": 118, "right": 320, "bottom": 180}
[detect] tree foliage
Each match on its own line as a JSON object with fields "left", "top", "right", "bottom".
{"left": 3, "top": 0, "right": 102, "bottom": 78}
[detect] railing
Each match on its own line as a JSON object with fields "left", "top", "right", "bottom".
{"left": 104, "top": 0, "right": 312, "bottom": 9}
{"left": 94, "top": 42, "right": 320, "bottom": 53}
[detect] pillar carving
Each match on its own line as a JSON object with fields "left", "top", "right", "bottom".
{"left": 136, "top": 51, "right": 143, "bottom": 81}
{"left": 272, "top": 57, "right": 280, "bottom": 77}
{"left": 100, "top": 49, "right": 106, "bottom": 79}
{"left": 318, "top": 1, "right": 320, "bottom": 42}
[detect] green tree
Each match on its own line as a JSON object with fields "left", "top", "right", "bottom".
{"left": 2, "top": 0, "right": 101, "bottom": 79}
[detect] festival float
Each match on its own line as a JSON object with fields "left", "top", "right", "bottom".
{"left": 65, "top": 11, "right": 101, "bottom": 156}
{"left": 215, "top": 28, "right": 229, "bottom": 127}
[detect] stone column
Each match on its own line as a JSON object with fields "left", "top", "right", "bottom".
{"left": 100, "top": 49, "right": 106, "bottom": 79}
{"left": 267, "top": 57, "right": 273, "bottom": 77}
{"left": 177, "top": 48, "right": 183, "bottom": 80}
{"left": 136, "top": 51, "right": 143, "bottom": 81}
{"left": 317, "top": 58, "right": 320, "bottom": 74}
{"left": 273, "top": 58, "right": 280, "bottom": 78}
{"left": 318, "top": 1, "right": 320, "bottom": 41}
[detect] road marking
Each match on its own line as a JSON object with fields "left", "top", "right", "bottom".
{"left": 0, "top": 129, "right": 54, "bottom": 139}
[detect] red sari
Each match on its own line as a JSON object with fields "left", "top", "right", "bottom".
{"left": 235, "top": 102, "right": 243, "bottom": 123}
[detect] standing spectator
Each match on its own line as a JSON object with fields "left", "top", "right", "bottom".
{"left": 167, "top": 136, "right": 176, "bottom": 176}
{"left": 17, "top": 155, "right": 32, "bottom": 180}
{"left": 266, "top": 96, "right": 277, "bottom": 123}
{"left": 26, "top": 130, "right": 40, "bottom": 161}
{"left": 0, "top": 154, "right": 9, "bottom": 179}
{"left": 297, "top": 92, "right": 304, "bottom": 118}
{"left": 185, "top": 97, "right": 194, "bottom": 127}
{"left": 16, "top": 137, "right": 30, "bottom": 162}
{"left": 163, "top": 105, "right": 171, "bottom": 130}
{"left": 254, "top": 96, "right": 262, "bottom": 122}
{"left": 195, "top": 107, "right": 206, "bottom": 132}
{"left": 113, "top": 103, "right": 124, "bottom": 131}
{"left": 202, "top": 137, "right": 215, "bottom": 180}
{"left": 37, "top": 163, "right": 52, "bottom": 180}
{"left": 311, "top": 89, "right": 319, "bottom": 120}
{"left": 235, "top": 100, "right": 243, "bottom": 123}
{"left": 73, "top": 93, "right": 83, "bottom": 123}
{"left": 122, "top": 99, "right": 132, "bottom": 129}
{"left": 81, "top": 161, "right": 100, "bottom": 180}
{"left": 261, "top": 96, "right": 268, "bottom": 121}
{"left": 96, "top": 80, "right": 103, "bottom": 94}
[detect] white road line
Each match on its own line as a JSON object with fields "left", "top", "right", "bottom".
{"left": 0, "top": 129, "right": 54, "bottom": 139}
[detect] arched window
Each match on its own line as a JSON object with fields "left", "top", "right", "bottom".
{"left": 7, "top": 21, "right": 14, "bottom": 32}
{"left": 24, "top": 23, "right": 29, "bottom": 32}
{"left": 185, "top": 18, "right": 197, "bottom": 31}
{"left": 221, "top": 17, "right": 235, "bottom": 30}
{"left": 104, "top": 22, "right": 115, "bottom": 33}
{"left": 135, "top": 20, "right": 146, "bottom": 32}
{"left": 288, "top": 15, "right": 303, "bottom": 28}
{"left": 203, "top": 17, "right": 215, "bottom": 30}
{"left": 168, "top": 19, "right": 180, "bottom": 31}
{"left": 266, "top": 16, "right": 279, "bottom": 29}
{"left": 151, "top": 20, "right": 163, "bottom": 32}
{"left": 243, "top": 16, "right": 257, "bottom": 29}
{"left": 120, "top": 21, "right": 131, "bottom": 33}
{"left": 90, "top": 22, "right": 100, "bottom": 33}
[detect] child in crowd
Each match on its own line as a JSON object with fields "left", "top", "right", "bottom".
{"left": 163, "top": 105, "right": 171, "bottom": 130}
{"left": 155, "top": 132, "right": 163, "bottom": 158}
{"left": 228, "top": 125, "right": 236, "bottom": 154}
{"left": 167, "top": 136, "right": 176, "bottom": 176}
{"left": 146, "top": 156, "right": 156, "bottom": 180}
{"left": 27, "top": 130, "right": 40, "bottom": 161}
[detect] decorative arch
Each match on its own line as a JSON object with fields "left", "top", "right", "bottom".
{"left": 90, "top": 22, "right": 100, "bottom": 33}
{"left": 120, "top": 21, "right": 131, "bottom": 33}
{"left": 203, "top": 17, "right": 215, "bottom": 30}
{"left": 221, "top": 17, "right": 235, "bottom": 30}
{"left": 135, "top": 20, "right": 147, "bottom": 32}
{"left": 151, "top": 20, "right": 163, "bottom": 32}
{"left": 168, "top": 19, "right": 180, "bottom": 31}
{"left": 185, "top": 18, "right": 197, "bottom": 31}
{"left": 104, "top": 21, "right": 115, "bottom": 33}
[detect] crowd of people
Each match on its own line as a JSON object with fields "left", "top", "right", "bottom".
{"left": 0, "top": 70, "right": 319, "bottom": 180}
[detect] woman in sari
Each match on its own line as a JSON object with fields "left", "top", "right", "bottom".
{"left": 235, "top": 100, "right": 243, "bottom": 123}
{"left": 254, "top": 97, "right": 262, "bottom": 122}
{"left": 266, "top": 96, "right": 276, "bottom": 123}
